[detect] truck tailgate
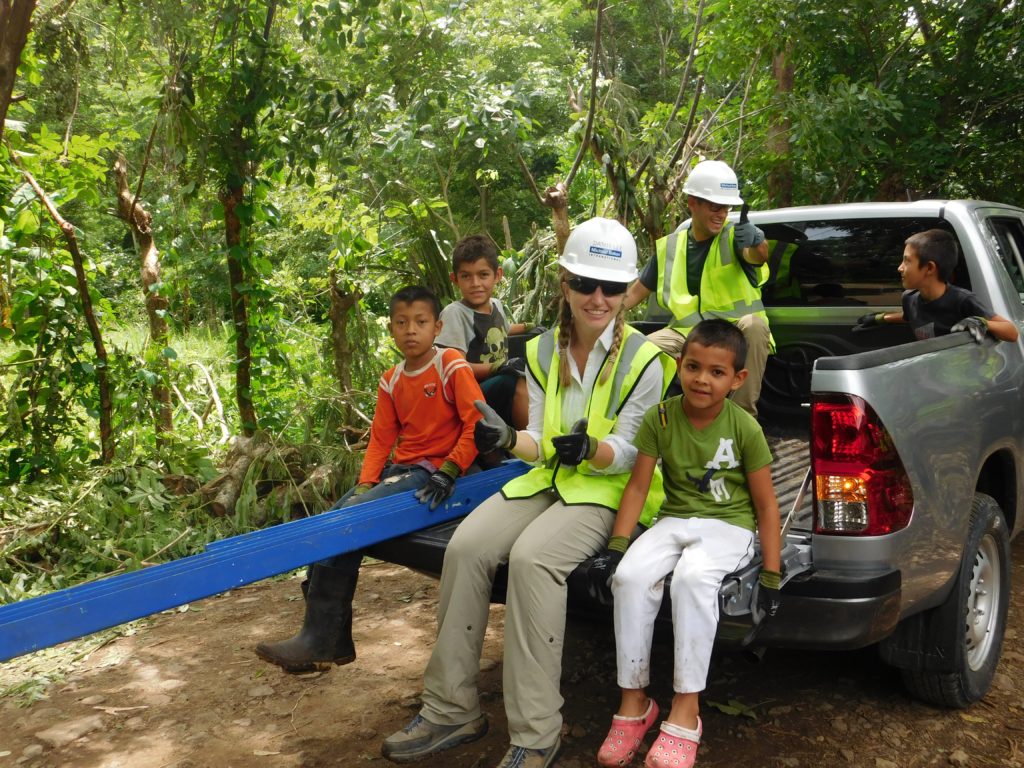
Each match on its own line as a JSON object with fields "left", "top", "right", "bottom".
{"left": 367, "top": 436, "right": 814, "bottom": 630}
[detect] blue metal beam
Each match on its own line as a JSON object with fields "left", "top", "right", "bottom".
{"left": 0, "top": 462, "right": 527, "bottom": 662}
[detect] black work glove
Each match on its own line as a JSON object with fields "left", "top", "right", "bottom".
{"left": 756, "top": 568, "right": 782, "bottom": 619}
{"left": 551, "top": 418, "right": 598, "bottom": 466}
{"left": 414, "top": 460, "right": 460, "bottom": 511}
{"left": 473, "top": 400, "right": 516, "bottom": 452}
{"left": 951, "top": 316, "right": 988, "bottom": 344}
{"left": 852, "top": 312, "right": 886, "bottom": 332}
{"left": 493, "top": 357, "right": 526, "bottom": 377}
{"left": 586, "top": 536, "right": 629, "bottom": 605}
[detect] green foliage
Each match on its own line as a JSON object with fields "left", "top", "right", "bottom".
{"left": 1, "top": 0, "right": 1021, "bottom": 613}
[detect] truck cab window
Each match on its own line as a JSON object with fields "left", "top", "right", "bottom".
{"left": 762, "top": 217, "right": 961, "bottom": 308}
{"left": 985, "top": 217, "right": 1024, "bottom": 301}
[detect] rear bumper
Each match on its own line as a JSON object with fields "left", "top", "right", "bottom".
{"left": 368, "top": 523, "right": 903, "bottom": 653}
{"left": 721, "top": 568, "right": 902, "bottom": 650}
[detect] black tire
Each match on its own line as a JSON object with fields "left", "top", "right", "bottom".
{"left": 901, "top": 493, "right": 1010, "bottom": 708}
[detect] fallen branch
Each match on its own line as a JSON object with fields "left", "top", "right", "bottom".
{"left": 198, "top": 434, "right": 272, "bottom": 517}
{"left": 190, "top": 361, "right": 229, "bottom": 443}
{"left": 171, "top": 383, "right": 204, "bottom": 430}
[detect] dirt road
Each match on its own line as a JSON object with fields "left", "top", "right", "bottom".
{"left": 2, "top": 536, "right": 1023, "bottom": 767}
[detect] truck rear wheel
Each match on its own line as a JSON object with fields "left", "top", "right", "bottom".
{"left": 901, "top": 493, "right": 1010, "bottom": 708}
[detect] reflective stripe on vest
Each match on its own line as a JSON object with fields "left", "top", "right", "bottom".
{"left": 504, "top": 326, "right": 674, "bottom": 524}
{"left": 654, "top": 224, "right": 774, "bottom": 349}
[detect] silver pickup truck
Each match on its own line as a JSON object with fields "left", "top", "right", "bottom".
{"left": 369, "top": 200, "right": 1024, "bottom": 709}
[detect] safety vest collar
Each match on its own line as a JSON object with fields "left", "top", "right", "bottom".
{"left": 510, "top": 328, "right": 674, "bottom": 522}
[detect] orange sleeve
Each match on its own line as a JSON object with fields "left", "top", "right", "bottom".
{"left": 358, "top": 371, "right": 400, "bottom": 484}
{"left": 443, "top": 350, "right": 484, "bottom": 473}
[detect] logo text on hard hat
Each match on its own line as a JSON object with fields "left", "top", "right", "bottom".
{"left": 720, "top": 182, "right": 738, "bottom": 190}
{"left": 589, "top": 245, "right": 622, "bottom": 260}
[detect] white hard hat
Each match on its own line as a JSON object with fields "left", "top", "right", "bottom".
{"left": 558, "top": 217, "right": 639, "bottom": 283}
{"left": 681, "top": 160, "right": 744, "bottom": 206}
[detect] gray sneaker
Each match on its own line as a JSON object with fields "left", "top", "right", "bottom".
{"left": 494, "top": 737, "right": 561, "bottom": 768}
{"left": 381, "top": 713, "right": 488, "bottom": 763}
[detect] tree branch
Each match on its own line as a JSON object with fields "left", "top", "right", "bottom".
{"left": 563, "top": 0, "right": 604, "bottom": 189}
{"left": 650, "top": 0, "right": 706, "bottom": 165}
{"left": 667, "top": 74, "right": 704, "bottom": 172}
{"left": 516, "top": 153, "right": 544, "bottom": 205}
{"left": 12, "top": 150, "right": 114, "bottom": 463}
{"left": 61, "top": 80, "right": 79, "bottom": 161}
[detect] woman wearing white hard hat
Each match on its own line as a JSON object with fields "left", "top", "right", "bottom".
{"left": 383, "top": 218, "right": 674, "bottom": 768}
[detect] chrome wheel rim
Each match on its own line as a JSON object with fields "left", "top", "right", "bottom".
{"left": 965, "top": 533, "right": 1001, "bottom": 671}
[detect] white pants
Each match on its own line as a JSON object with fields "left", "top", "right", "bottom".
{"left": 612, "top": 516, "right": 754, "bottom": 693}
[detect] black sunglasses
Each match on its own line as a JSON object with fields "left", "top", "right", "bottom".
{"left": 566, "top": 276, "right": 629, "bottom": 296}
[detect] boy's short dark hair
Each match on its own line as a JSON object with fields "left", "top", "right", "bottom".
{"left": 390, "top": 285, "right": 441, "bottom": 320}
{"left": 681, "top": 318, "right": 747, "bottom": 370}
{"left": 906, "top": 229, "right": 958, "bottom": 282}
{"left": 451, "top": 234, "right": 500, "bottom": 272}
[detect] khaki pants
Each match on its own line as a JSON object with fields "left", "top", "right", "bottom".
{"left": 646, "top": 314, "right": 770, "bottom": 417}
{"left": 419, "top": 490, "right": 613, "bottom": 749}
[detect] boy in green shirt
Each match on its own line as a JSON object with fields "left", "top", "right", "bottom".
{"left": 588, "top": 318, "right": 782, "bottom": 768}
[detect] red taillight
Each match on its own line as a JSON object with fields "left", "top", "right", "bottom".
{"left": 811, "top": 395, "right": 913, "bottom": 535}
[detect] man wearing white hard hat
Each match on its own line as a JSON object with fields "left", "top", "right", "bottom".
{"left": 383, "top": 218, "right": 674, "bottom": 768}
{"left": 624, "top": 159, "right": 772, "bottom": 416}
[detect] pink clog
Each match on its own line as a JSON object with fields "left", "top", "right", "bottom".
{"left": 597, "top": 698, "right": 660, "bottom": 767}
{"left": 643, "top": 717, "right": 701, "bottom": 768}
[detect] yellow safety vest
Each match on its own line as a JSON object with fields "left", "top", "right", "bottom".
{"left": 766, "top": 239, "right": 802, "bottom": 300}
{"left": 501, "top": 326, "right": 675, "bottom": 526}
{"left": 655, "top": 223, "right": 775, "bottom": 351}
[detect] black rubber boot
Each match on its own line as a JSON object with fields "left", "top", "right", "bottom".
{"left": 255, "top": 563, "right": 357, "bottom": 674}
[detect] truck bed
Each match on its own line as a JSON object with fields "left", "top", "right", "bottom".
{"left": 366, "top": 435, "right": 813, "bottom": 637}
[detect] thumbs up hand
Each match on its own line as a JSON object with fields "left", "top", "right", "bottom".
{"left": 473, "top": 400, "right": 516, "bottom": 452}
{"left": 733, "top": 204, "right": 765, "bottom": 250}
{"left": 550, "top": 418, "right": 598, "bottom": 466}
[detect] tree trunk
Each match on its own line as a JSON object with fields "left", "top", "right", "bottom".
{"left": 767, "top": 47, "right": 794, "bottom": 207}
{"left": 542, "top": 182, "right": 570, "bottom": 255}
{"left": 0, "top": 0, "right": 37, "bottom": 145}
{"left": 19, "top": 166, "right": 114, "bottom": 463}
{"left": 0, "top": 243, "right": 10, "bottom": 329}
{"left": 328, "top": 270, "right": 360, "bottom": 415}
{"left": 642, "top": 177, "right": 668, "bottom": 247}
{"left": 220, "top": 185, "right": 257, "bottom": 436}
{"left": 113, "top": 154, "right": 172, "bottom": 439}
{"left": 215, "top": 0, "right": 277, "bottom": 438}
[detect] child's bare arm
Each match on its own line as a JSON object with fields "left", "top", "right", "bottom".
{"left": 609, "top": 453, "right": 658, "bottom": 540}
{"left": 748, "top": 465, "right": 782, "bottom": 573}
{"left": 468, "top": 361, "right": 494, "bottom": 381}
{"left": 986, "top": 314, "right": 1019, "bottom": 342}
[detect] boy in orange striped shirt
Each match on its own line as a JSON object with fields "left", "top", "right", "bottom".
{"left": 256, "top": 285, "right": 483, "bottom": 674}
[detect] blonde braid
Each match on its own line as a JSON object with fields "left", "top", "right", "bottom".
{"left": 557, "top": 292, "right": 575, "bottom": 388}
{"left": 599, "top": 305, "right": 627, "bottom": 384}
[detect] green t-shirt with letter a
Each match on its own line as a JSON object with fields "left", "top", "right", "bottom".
{"left": 633, "top": 396, "right": 773, "bottom": 531}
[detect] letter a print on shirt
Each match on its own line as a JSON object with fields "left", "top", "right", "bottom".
{"left": 705, "top": 438, "right": 739, "bottom": 470}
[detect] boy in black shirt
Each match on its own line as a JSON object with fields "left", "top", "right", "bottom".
{"left": 854, "top": 229, "right": 1018, "bottom": 343}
